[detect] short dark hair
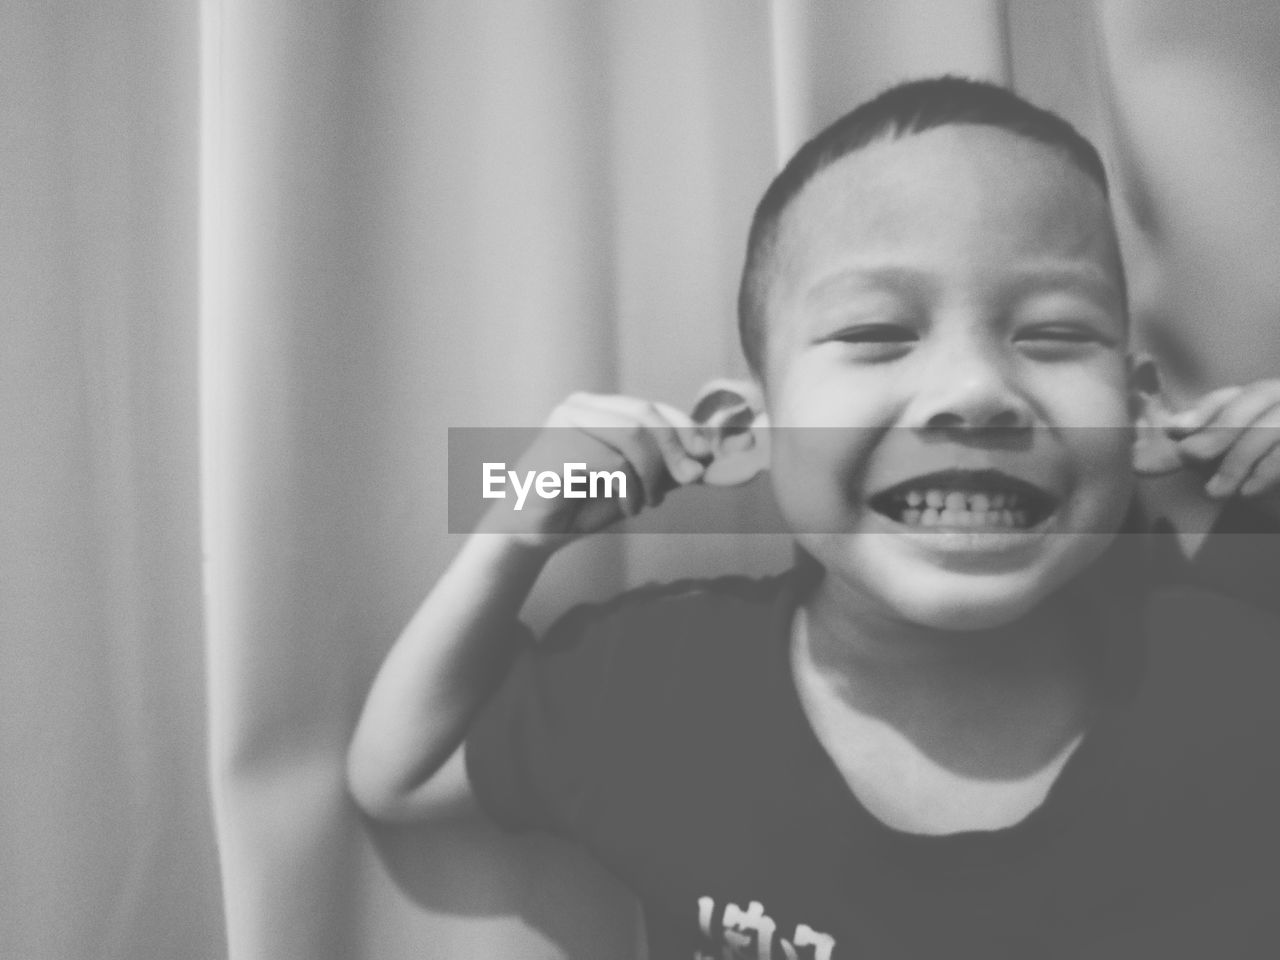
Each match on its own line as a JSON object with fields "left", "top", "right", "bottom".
{"left": 737, "top": 75, "right": 1114, "bottom": 374}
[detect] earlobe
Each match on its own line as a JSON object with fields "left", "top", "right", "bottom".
{"left": 1129, "top": 356, "right": 1184, "bottom": 477}
{"left": 690, "top": 378, "right": 770, "bottom": 486}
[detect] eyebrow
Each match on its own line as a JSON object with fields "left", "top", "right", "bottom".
{"left": 803, "top": 260, "right": 1123, "bottom": 309}
{"left": 1002, "top": 262, "right": 1123, "bottom": 308}
{"left": 803, "top": 264, "right": 936, "bottom": 303}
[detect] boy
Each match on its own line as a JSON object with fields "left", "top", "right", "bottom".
{"left": 349, "top": 78, "right": 1280, "bottom": 958}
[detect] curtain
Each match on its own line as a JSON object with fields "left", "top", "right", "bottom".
{"left": 6, "top": 2, "right": 1279, "bottom": 959}
{"left": 1097, "top": 0, "right": 1280, "bottom": 404}
{"left": 2, "top": 2, "right": 222, "bottom": 959}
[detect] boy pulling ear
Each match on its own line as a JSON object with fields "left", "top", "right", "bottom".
{"left": 350, "top": 77, "right": 1280, "bottom": 959}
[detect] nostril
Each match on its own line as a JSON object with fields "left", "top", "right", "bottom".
{"left": 923, "top": 407, "right": 1030, "bottom": 434}
{"left": 925, "top": 411, "right": 968, "bottom": 430}
{"left": 987, "top": 409, "right": 1026, "bottom": 429}
{"left": 911, "top": 370, "right": 1034, "bottom": 432}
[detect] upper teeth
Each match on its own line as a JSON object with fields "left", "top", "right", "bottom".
{"left": 891, "top": 487, "right": 1037, "bottom": 529}
{"left": 901, "top": 488, "right": 1024, "bottom": 511}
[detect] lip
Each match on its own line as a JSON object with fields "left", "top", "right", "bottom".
{"left": 871, "top": 467, "right": 1057, "bottom": 504}
{"left": 863, "top": 505, "right": 1059, "bottom": 569}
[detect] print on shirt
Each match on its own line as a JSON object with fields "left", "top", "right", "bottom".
{"left": 696, "top": 896, "right": 836, "bottom": 960}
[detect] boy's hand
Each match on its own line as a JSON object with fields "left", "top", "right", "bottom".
{"left": 479, "top": 393, "right": 711, "bottom": 548}
{"left": 1166, "top": 380, "right": 1280, "bottom": 500}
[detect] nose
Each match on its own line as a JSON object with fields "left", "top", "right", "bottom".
{"left": 904, "top": 338, "right": 1033, "bottom": 433}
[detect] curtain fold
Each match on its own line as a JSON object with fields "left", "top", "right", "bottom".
{"left": 1, "top": 2, "right": 222, "bottom": 959}
{"left": 202, "top": 2, "right": 646, "bottom": 958}
{"left": 8, "top": 2, "right": 1280, "bottom": 959}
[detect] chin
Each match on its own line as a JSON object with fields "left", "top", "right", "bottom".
{"left": 803, "top": 515, "right": 1122, "bottom": 632}
{"left": 897, "top": 585, "right": 1043, "bottom": 631}
{"left": 880, "top": 573, "right": 1050, "bottom": 631}
{"left": 847, "top": 540, "right": 1099, "bottom": 631}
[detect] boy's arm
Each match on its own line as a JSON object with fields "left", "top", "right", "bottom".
{"left": 346, "top": 532, "right": 552, "bottom": 822}
{"left": 346, "top": 394, "right": 710, "bottom": 823}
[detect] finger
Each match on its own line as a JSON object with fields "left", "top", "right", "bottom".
{"left": 1240, "top": 442, "right": 1280, "bottom": 499}
{"left": 1165, "top": 385, "right": 1247, "bottom": 437}
{"left": 1176, "top": 384, "right": 1280, "bottom": 462}
{"left": 571, "top": 395, "right": 706, "bottom": 488}
{"left": 576, "top": 394, "right": 708, "bottom": 460}
{"left": 585, "top": 394, "right": 709, "bottom": 466}
{"left": 1211, "top": 409, "right": 1280, "bottom": 498}
{"left": 1202, "top": 406, "right": 1280, "bottom": 498}
{"left": 560, "top": 404, "right": 677, "bottom": 509}
{"left": 523, "top": 413, "right": 644, "bottom": 520}
{"left": 651, "top": 400, "right": 713, "bottom": 460}
{"left": 561, "top": 414, "right": 662, "bottom": 512}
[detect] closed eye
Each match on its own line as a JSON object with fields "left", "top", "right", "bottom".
{"left": 828, "top": 323, "right": 917, "bottom": 344}
{"left": 1019, "top": 325, "right": 1105, "bottom": 342}
{"left": 1016, "top": 323, "right": 1118, "bottom": 358}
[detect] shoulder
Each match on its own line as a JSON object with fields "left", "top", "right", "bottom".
{"left": 1137, "top": 584, "right": 1280, "bottom": 732}
{"left": 528, "top": 570, "right": 795, "bottom": 739}
{"left": 1119, "top": 585, "right": 1280, "bottom": 844}
{"left": 541, "top": 570, "right": 792, "bottom": 654}
{"left": 1179, "top": 502, "right": 1280, "bottom": 615}
{"left": 1143, "top": 584, "right": 1280, "bottom": 659}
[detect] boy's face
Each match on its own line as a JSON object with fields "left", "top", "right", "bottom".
{"left": 760, "top": 125, "right": 1133, "bottom": 630}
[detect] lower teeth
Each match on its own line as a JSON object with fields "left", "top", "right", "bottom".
{"left": 899, "top": 507, "right": 1028, "bottom": 528}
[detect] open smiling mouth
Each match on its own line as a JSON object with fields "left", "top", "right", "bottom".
{"left": 868, "top": 469, "right": 1059, "bottom": 531}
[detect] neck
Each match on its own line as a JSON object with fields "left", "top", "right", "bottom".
{"left": 805, "top": 577, "right": 1080, "bottom": 677}
{"left": 792, "top": 577, "right": 1108, "bottom": 829}
{"left": 799, "top": 578, "right": 1100, "bottom": 755}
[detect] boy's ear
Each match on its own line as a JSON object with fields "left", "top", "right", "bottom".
{"left": 1129, "top": 355, "right": 1184, "bottom": 476}
{"left": 690, "top": 378, "right": 770, "bottom": 486}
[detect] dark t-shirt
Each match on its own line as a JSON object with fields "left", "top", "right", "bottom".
{"left": 467, "top": 565, "right": 1280, "bottom": 960}
{"left": 1146, "top": 498, "right": 1280, "bottom": 617}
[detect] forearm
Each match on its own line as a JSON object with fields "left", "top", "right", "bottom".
{"left": 347, "top": 391, "right": 708, "bottom": 820}
{"left": 346, "top": 532, "right": 552, "bottom": 819}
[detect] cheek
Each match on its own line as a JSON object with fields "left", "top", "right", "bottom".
{"left": 1067, "top": 425, "right": 1138, "bottom": 533}
{"left": 1049, "top": 369, "right": 1134, "bottom": 465}
{"left": 1037, "top": 362, "right": 1131, "bottom": 427}
{"left": 768, "top": 358, "right": 896, "bottom": 428}
{"left": 1083, "top": 432, "right": 1138, "bottom": 491}
{"left": 767, "top": 428, "right": 880, "bottom": 532}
